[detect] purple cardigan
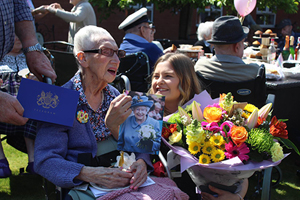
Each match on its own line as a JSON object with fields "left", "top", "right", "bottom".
{"left": 34, "top": 77, "right": 152, "bottom": 188}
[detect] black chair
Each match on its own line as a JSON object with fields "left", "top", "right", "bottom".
{"left": 197, "top": 65, "right": 267, "bottom": 108}
{"left": 43, "top": 41, "right": 78, "bottom": 86}
{"left": 118, "top": 52, "right": 151, "bottom": 92}
{"left": 110, "top": 74, "right": 131, "bottom": 93}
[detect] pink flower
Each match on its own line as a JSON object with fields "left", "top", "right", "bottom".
{"left": 201, "top": 121, "right": 220, "bottom": 133}
{"left": 220, "top": 121, "right": 234, "bottom": 137}
{"left": 225, "top": 141, "right": 250, "bottom": 161}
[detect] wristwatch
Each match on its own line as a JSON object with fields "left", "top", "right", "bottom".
{"left": 23, "top": 43, "right": 44, "bottom": 54}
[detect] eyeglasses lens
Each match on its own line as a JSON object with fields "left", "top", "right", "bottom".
{"left": 100, "top": 48, "right": 126, "bottom": 58}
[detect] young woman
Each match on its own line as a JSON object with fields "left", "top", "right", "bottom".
{"left": 149, "top": 53, "right": 248, "bottom": 200}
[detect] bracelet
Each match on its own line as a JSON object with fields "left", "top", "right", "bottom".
{"left": 236, "top": 193, "right": 243, "bottom": 200}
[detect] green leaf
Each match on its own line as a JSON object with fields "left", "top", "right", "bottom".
{"left": 276, "top": 137, "right": 300, "bottom": 156}
{"left": 248, "top": 150, "right": 264, "bottom": 162}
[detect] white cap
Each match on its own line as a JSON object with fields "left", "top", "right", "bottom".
{"left": 118, "top": 7, "right": 151, "bottom": 31}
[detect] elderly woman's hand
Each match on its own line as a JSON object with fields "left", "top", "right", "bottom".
{"left": 77, "top": 166, "right": 133, "bottom": 189}
{"left": 127, "top": 159, "right": 148, "bottom": 190}
{"left": 105, "top": 94, "right": 132, "bottom": 139}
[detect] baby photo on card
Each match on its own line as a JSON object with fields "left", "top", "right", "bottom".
{"left": 117, "top": 91, "right": 165, "bottom": 155}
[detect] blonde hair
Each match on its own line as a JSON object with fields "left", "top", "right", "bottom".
{"left": 149, "top": 53, "right": 202, "bottom": 116}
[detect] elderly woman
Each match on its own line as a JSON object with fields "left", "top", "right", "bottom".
{"left": 117, "top": 95, "right": 161, "bottom": 154}
{"left": 35, "top": 26, "right": 188, "bottom": 200}
{"left": 34, "top": 26, "right": 151, "bottom": 199}
{"left": 194, "top": 21, "right": 214, "bottom": 54}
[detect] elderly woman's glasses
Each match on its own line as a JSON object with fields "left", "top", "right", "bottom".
{"left": 83, "top": 47, "right": 126, "bottom": 58}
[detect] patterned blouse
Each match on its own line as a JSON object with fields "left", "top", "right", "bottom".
{"left": 0, "top": 53, "right": 28, "bottom": 73}
{"left": 73, "top": 73, "right": 119, "bottom": 141}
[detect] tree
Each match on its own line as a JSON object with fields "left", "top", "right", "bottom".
{"left": 90, "top": 0, "right": 300, "bottom": 39}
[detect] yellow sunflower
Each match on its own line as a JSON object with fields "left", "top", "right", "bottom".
{"left": 188, "top": 142, "right": 201, "bottom": 155}
{"left": 219, "top": 140, "right": 226, "bottom": 151}
{"left": 211, "top": 149, "right": 225, "bottom": 163}
{"left": 209, "top": 134, "right": 225, "bottom": 147}
{"left": 199, "top": 154, "right": 211, "bottom": 164}
{"left": 202, "top": 142, "right": 215, "bottom": 155}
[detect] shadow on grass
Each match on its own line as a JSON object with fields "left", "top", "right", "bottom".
{"left": 246, "top": 151, "right": 300, "bottom": 200}
{"left": 0, "top": 174, "right": 56, "bottom": 200}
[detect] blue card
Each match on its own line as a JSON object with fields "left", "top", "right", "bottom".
{"left": 17, "top": 78, "right": 79, "bottom": 127}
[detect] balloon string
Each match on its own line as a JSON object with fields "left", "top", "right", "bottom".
{"left": 237, "top": 13, "right": 245, "bottom": 25}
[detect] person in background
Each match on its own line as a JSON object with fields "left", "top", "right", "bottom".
{"left": 0, "top": 0, "right": 56, "bottom": 178}
{"left": 276, "top": 19, "right": 300, "bottom": 52}
{"left": 194, "top": 15, "right": 260, "bottom": 82}
{"left": 0, "top": 1, "right": 56, "bottom": 124}
{"left": 118, "top": 7, "right": 163, "bottom": 70}
{"left": 242, "top": 14, "right": 262, "bottom": 44}
{"left": 148, "top": 53, "right": 248, "bottom": 200}
{"left": 194, "top": 21, "right": 214, "bottom": 54}
{"left": 148, "top": 102, "right": 162, "bottom": 120}
{"left": 32, "top": 0, "right": 96, "bottom": 45}
{"left": 0, "top": 35, "right": 38, "bottom": 177}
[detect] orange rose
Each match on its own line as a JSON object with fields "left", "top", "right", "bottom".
{"left": 230, "top": 125, "right": 248, "bottom": 147}
{"left": 203, "top": 106, "right": 223, "bottom": 123}
{"left": 270, "top": 116, "right": 288, "bottom": 139}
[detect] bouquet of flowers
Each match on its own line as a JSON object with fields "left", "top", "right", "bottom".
{"left": 162, "top": 91, "right": 299, "bottom": 190}
{"left": 136, "top": 124, "right": 157, "bottom": 151}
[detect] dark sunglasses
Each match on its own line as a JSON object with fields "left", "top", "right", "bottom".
{"left": 83, "top": 47, "right": 126, "bottom": 58}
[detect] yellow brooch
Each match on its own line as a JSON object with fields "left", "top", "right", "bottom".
{"left": 77, "top": 110, "right": 88, "bottom": 123}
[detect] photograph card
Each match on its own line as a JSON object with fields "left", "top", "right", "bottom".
{"left": 117, "top": 91, "right": 165, "bottom": 155}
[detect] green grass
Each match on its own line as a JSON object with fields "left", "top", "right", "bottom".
{"left": 246, "top": 150, "right": 300, "bottom": 200}
{"left": 0, "top": 138, "right": 55, "bottom": 200}
{"left": 1, "top": 137, "right": 300, "bottom": 200}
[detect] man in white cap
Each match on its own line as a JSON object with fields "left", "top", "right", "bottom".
{"left": 118, "top": 7, "right": 163, "bottom": 69}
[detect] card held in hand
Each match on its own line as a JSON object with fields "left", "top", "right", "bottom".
{"left": 17, "top": 78, "right": 79, "bottom": 127}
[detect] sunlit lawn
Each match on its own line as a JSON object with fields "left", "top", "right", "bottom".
{"left": 1, "top": 136, "right": 300, "bottom": 200}
{"left": 0, "top": 137, "right": 56, "bottom": 200}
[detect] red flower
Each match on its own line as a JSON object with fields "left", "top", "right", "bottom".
{"left": 269, "top": 116, "right": 288, "bottom": 139}
{"left": 169, "top": 124, "right": 178, "bottom": 133}
{"left": 255, "top": 117, "right": 266, "bottom": 127}
{"left": 153, "top": 161, "right": 167, "bottom": 177}
{"left": 162, "top": 127, "right": 171, "bottom": 139}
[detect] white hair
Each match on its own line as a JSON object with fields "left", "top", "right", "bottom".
{"left": 197, "top": 21, "right": 214, "bottom": 41}
{"left": 73, "top": 25, "right": 113, "bottom": 57}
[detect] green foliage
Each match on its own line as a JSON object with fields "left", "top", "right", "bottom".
{"left": 90, "top": 0, "right": 300, "bottom": 21}
{"left": 246, "top": 128, "right": 274, "bottom": 155}
{"left": 276, "top": 137, "right": 300, "bottom": 156}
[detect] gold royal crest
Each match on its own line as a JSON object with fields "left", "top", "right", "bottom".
{"left": 37, "top": 91, "right": 59, "bottom": 109}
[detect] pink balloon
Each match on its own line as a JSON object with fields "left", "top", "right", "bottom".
{"left": 234, "top": 0, "right": 257, "bottom": 17}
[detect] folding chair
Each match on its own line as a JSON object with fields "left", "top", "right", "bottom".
{"left": 197, "top": 64, "right": 267, "bottom": 108}
{"left": 118, "top": 52, "right": 151, "bottom": 92}
{"left": 43, "top": 41, "right": 78, "bottom": 86}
